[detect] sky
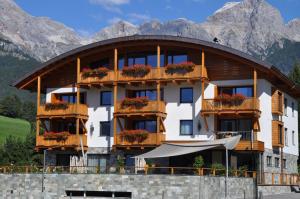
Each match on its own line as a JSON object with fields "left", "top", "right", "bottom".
{"left": 14, "top": 0, "right": 300, "bottom": 37}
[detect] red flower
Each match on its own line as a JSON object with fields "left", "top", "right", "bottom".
{"left": 120, "top": 129, "right": 149, "bottom": 143}
{"left": 122, "top": 64, "right": 151, "bottom": 77}
{"left": 121, "top": 97, "right": 149, "bottom": 108}
{"left": 165, "top": 62, "right": 195, "bottom": 74}
{"left": 45, "top": 102, "right": 69, "bottom": 111}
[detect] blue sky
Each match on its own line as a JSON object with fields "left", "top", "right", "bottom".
{"left": 15, "top": 0, "right": 300, "bottom": 36}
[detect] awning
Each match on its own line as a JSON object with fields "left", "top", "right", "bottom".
{"left": 135, "top": 135, "right": 241, "bottom": 159}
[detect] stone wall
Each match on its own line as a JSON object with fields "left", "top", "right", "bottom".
{"left": 258, "top": 185, "right": 292, "bottom": 196}
{"left": 0, "top": 174, "right": 256, "bottom": 199}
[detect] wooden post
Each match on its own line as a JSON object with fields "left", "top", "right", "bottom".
{"left": 114, "top": 48, "right": 118, "bottom": 72}
{"left": 77, "top": 57, "right": 81, "bottom": 83}
{"left": 171, "top": 167, "right": 174, "bottom": 175}
{"left": 253, "top": 69, "right": 257, "bottom": 99}
{"left": 201, "top": 49, "right": 205, "bottom": 77}
{"left": 36, "top": 76, "right": 41, "bottom": 136}
{"left": 113, "top": 83, "right": 118, "bottom": 145}
{"left": 157, "top": 45, "right": 160, "bottom": 68}
{"left": 76, "top": 118, "right": 80, "bottom": 135}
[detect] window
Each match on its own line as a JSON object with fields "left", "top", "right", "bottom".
{"left": 292, "top": 130, "right": 295, "bottom": 145}
{"left": 133, "top": 120, "right": 157, "bottom": 133}
{"left": 180, "top": 120, "right": 193, "bottom": 135}
{"left": 58, "top": 93, "right": 85, "bottom": 104}
{"left": 130, "top": 89, "right": 164, "bottom": 101}
{"left": 284, "top": 98, "right": 287, "bottom": 116}
{"left": 89, "top": 58, "right": 110, "bottom": 69}
{"left": 266, "top": 156, "right": 272, "bottom": 167}
{"left": 100, "top": 121, "right": 110, "bottom": 136}
{"left": 167, "top": 54, "right": 188, "bottom": 64}
{"left": 218, "top": 86, "right": 253, "bottom": 97}
{"left": 275, "top": 157, "right": 280, "bottom": 168}
{"left": 278, "top": 125, "right": 283, "bottom": 145}
{"left": 180, "top": 88, "right": 193, "bottom": 103}
{"left": 292, "top": 102, "right": 295, "bottom": 117}
{"left": 100, "top": 91, "right": 112, "bottom": 106}
{"left": 283, "top": 159, "right": 287, "bottom": 169}
{"left": 219, "top": 119, "right": 252, "bottom": 140}
{"left": 118, "top": 57, "right": 124, "bottom": 70}
{"left": 87, "top": 154, "right": 108, "bottom": 173}
{"left": 285, "top": 128, "right": 288, "bottom": 146}
{"left": 127, "top": 53, "right": 162, "bottom": 67}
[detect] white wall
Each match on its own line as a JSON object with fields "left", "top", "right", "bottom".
{"left": 282, "top": 92, "right": 299, "bottom": 156}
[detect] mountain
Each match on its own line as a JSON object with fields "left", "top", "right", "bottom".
{"left": 0, "top": 0, "right": 83, "bottom": 61}
{"left": 0, "top": 0, "right": 300, "bottom": 100}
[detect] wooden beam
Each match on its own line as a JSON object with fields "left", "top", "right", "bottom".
{"left": 201, "top": 49, "right": 205, "bottom": 77}
{"left": 254, "top": 68, "right": 257, "bottom": 99}
{"left": 160, "top": 116, "right": 166, "bottom": 132}
{"left": 157, "top": 45, "right": 160, "bottom": 68}
{"left": 77, "top": 57, "right": 81, "bottom": 83}
{"left": 77, "top": 85, "right": 80, "bottom": 105}
{"left": 203, "top": 116, "right": 209, "bottom": 131}
{"left": 201, "top": 81, "right": 205, "bottom": 107}
{"left": 117, "top": 117, "right": 124, "bottom": 131}
{"left": 80, "top": 119, "right": 87, "bottom": 133}
{"left": 113, "top": 83, "right": 118, "bottom": 145}
{"left": 37, "top": 76, "right": 41, "bottom": 112}
{"left": 156, "top": 116, "right": 160, "bottom": 145}
{"left": 114, "top": 48, "right": 118, "bottom": 72}
{"left": 36, "top": 119, "right": 40, "bottom": 136}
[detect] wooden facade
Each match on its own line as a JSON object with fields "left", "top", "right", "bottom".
{"left": 272, "top": 120, "right": 284, "bottom": 147}
{"left": 115, "top": 133, "right": 165, "bottom": 148}
{"left": 234, "top": 140, "right": 264, "bottom": 152}
{"left": 272, "top": 88, "right": 283, "bottom": 115}
{"left": 37, "top": 104, "right": 88, "bottom": 119}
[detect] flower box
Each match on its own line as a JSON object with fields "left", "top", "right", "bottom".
{"left": 44, "top": 131, "right": 70, "bottom": 141}
{"left": 44, "top": 102, "right": 69, "bottom": 111}
{"left": 165, "top": 62, "right": 195, "bottom": 74}
{"left": 121, "top": 97, "right": 149, "bottom": 109}
{"left": 121, "top": 64, "right": 151, "bottom": 77}
{"left": 120, "top": 129, "right": 149, "bottom": 143}
{"left": 82, "top": 67, "right": 109, "bottom": 79}
{"left": 215, "top": 93, "right": 246, "bottom": 106}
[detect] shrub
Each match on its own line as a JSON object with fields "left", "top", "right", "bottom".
{"left": 44, "top": 102, "right": 69, "bottom": 111}
{"left": 122, "top": 64, "right": 151, "bottom": 77}
{"left": 120, "top": 129, "right": 149, "bottom": 143}
{"left": 193, "top": 155, "right": 204, "bottom": 169}
{"left": 117, "top": 155, "right": 125, "bottom": 168}
{"left": 211, "top": 163, "right": 226, "bottom": 175}
{"left": 165, "top": 62, "right": 195, "bottom": 74}
{"left": 121, "top": 97, "right": 149, "bottom": 109}
{"left": 82, "top": 67, "right": 109, "bottom": 79}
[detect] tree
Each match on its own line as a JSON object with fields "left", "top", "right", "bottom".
{"left": 0, "top": 95, "right": 22, "bottom": 118}
{"left": 21, "top": 101, "right": 36, "bottom": 122}
{"left": 289, "top": 61, "right": 300, "bottom": 85}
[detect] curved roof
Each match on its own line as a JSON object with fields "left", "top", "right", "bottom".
{"left": 13, "top": 35, "right": 299, "bottom": 96}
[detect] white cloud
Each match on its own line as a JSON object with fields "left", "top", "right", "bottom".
{"left": 128, "top": 13, "right": 150, "bottom": 23}
{"left": 89, "top": 0, "right": 130, "bottom": 13}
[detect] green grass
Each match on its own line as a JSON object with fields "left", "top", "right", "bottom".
{"left": 0, "top": 116, "right": 31, "bottom": 144}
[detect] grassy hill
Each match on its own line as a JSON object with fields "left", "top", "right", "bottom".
{"left": 0, "top": 116, "right": 31, "bottom": 145}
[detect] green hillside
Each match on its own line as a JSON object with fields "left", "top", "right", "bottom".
{"left": 0, "top": 116, "right": 31, "bottom": 145}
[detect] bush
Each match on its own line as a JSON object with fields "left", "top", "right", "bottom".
{"left": 193, "top": 155, "right": 204, "bottom": 169}
{"left": 116, "top": 155, "right": 125, "bottom": 169}
{"left": 211, "top": 163, "right": 226, "bottom": 175}
{"left": 122, "top": 64, "right": 151, "bottom": 77}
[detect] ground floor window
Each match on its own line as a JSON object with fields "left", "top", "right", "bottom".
{"left": 87, "top": 154, "right": 108, "bottom": 173}
{"left": 283, "top": 159, "right": 287, "bottom": 169}
{"left": 274, "top": 157, "right": 280, "bottom": 168}
{"left": 266, "top": 156, "right": 272, "bottom": 167}
{"left": 180, "top": 120, "right": 193, "bottom": 135}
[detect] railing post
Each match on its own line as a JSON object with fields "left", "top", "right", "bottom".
{"left": 171, "top": 167, "right": 174, "bottom": 175}
{"left": 244, "top": 171, "right": 247, "bottom": 178}
{"left": 212, "top": 169, "right": 216, "bottom": 176}
{"left": 253, "top": 171, "right": 256, "bottom": 179}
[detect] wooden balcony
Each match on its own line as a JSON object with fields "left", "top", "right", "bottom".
{"left": 272, "top": 120, "right": 284, "bottom": 147}
{"left": 160, "top": 65, "right": 203, "bottom": 81}
{"left": 79, "top": 70, "right": 115, "bottom": 85}
{"left": 201, "top": 98, "right": 260, "bottom": 116}
{"left": 36, "top": 134, "right": 87, "bottom": 150}
{"left": 115, "top": 133, "right": 165, "bottom": 148}
{"left": 37, "top": 104, "right": 88, "bottom": 119}
{"left": 234, "top": 140, "right": 264, "bottom": 152}
{"left": 114, "top": 100, "right": 166, "bottom": 117}
{"left": 78, "top": 65, "right": 206, "bottom": 85}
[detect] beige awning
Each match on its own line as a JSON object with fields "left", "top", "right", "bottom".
{"left": 135, "top": 135, "right": 241, "bottom": 159}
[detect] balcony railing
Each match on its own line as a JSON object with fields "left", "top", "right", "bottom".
{"left": 115, "top": 100, "right": 166, "bottom": 116}
{"left": 78, "top": 65, "right": 205, "bottom": 84}
{"left": 201, "top": 98, "right": 260, "bottom": 115}
{"left": 36, "top": 134, "right": 87, "bottom": 150}
{"left": 216, "top": 131, "right": 264, "bottom": 151}
{"left": 79, "top": 70, "right": 115, "bottom": 84}
{"left": 115, "top": 133, "right": 165, "bottom": 147}
{"left": 37, "top": 104, "right": 88, "bottom": 119}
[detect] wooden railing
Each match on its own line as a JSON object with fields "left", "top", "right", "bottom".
{"left": 202, "top": 98, "right": 260, "bottom": 114}
{"left": 79, "top": 70, "right": 115, "bottom": 84}
{"left": 36, "top": 134, "right": 87, "bottom": 149}
{"left": 115, "top": 133, "right": 165, "bottom": 146}
{"left": 160, "top": 65, "right": 202, "bottom": 80}
{"left": 78, "top": 65, "right": 205, "bottom": 84}
{"left": 262, "top": 172, "right": 300, "bottom": 185}
{"left": 115, "top": 100, "right": 166, "bottom": 115}
{"left": 37, "top": 104, "right": 88, "bottom": 119}
{"left": 235, "top": 140, "right": 264, "bottom": 151}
